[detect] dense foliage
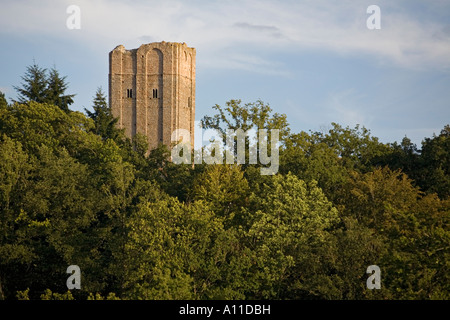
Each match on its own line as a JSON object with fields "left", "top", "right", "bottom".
{"left": 0, "top": 66, "right": 448, "bottom": 300}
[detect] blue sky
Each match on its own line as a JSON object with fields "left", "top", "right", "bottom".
{"left": 1, "top": 0, "right": 449, "bottom": 146}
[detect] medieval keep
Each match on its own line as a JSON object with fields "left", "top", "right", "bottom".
{"left": 109, "top": 42, "right": 196, "bottom": 151}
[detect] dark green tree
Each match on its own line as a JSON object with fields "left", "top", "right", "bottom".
{"left": 45, "top": 67, "right": 75, "bottom": 112}
{"left": 0, "top": 135, "right": 32, "bottom": 300}
{"left": 340, "top": 167, "right": 450, "bottom": 299}
{"left": 0, "top": 91, "right": 8, "bottom": 109}
{"left": 375, "top": 126, "right": 449, "bottom": 199}
{"left": 280, "top": 130, "right": 350, "bottom": 203}
{"left": 13, "top": 62, "right": 48, "bottom": 104}
{"left": 373, "top": 137, "right": 420, "bottom": 175}
{"left": 85, "top": 87, "right": 121, "bottom": 141}
{"left": 417, "top": 125, "right": 450, "bottom": 198}
{"left": 0, "top": 101, "right": 134, "bottom": 298}
{"left": 13, "top": 63, "right": 75, "bottom": 113}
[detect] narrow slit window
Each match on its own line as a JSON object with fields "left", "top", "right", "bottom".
{"left": 153, "top": 89, "right": 158, "bottom": 99}
{"left": 127, "top": 89, "right": 132, "bottom": 98}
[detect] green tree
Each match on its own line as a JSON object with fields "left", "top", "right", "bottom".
{"left": 331, "top": 217, "right": 385, "bottom": 299}
{"left": 13, "top": 63, "right": 75, "bottom": 112}
{"left": 280, "top": 123, "right": 391, "bottom": 205}
{"left": 202, "top": 99, "right": 290, "bottom": 138}
{"left": 311, "top": 123, "right": 390, "bottom": 171}
{"left": 85, "top": 87, "right": 121, "bottom": 141}
{"left": 374, "top": 126, "right": 449, "bottom": 199}
{"left": 0, "top": 101, "right": 91, "bottom": 154}
{"left": 0, "top": 91, "right": 8, "bottom": 109}
{"left": 143, "top": 144, "right": 205, "bottom": 202}
{"left": 245, "top": 173, "right": 340, "bottom": 299}
{"left": 389, "top": 136, "right": 420, "bottom": 174}
{"left": 0, "top": 135, "right": 32, "bottom": 300}
{"left": 0, "top": 136, "right": 102, "bottom": 298}
{"left": 201, "top": 99, "right": 290, "bottom": 168}
{"left": 13, "top": 62, "right": 48, "bottom": 104}
{"left": 0, "top": 101, "right": 140, "bottom": 298}
{"left": 280, "top": 130, "right": 350, "bottom": 203}
{"left": 45, "top": 67, "right": 75, "bottom": 112}
{"left": 191, "top": 164, "right": 249, "bottom": 225}
{"left": 341, "top": 167, "right": 450, "bottom": 299}
{"left": 417, "top": 125, "right": 450, "bottom": 198}
{"left": 124, "top": 198, "right": 232, "bottom": 299}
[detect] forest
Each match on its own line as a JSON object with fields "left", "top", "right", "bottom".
{"left": 0, "top": 64, "right": 448, "bottom": 300}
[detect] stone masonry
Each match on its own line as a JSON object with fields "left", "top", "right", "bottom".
{"left": 109, "top": 42, "right": 196, "bottom": 151}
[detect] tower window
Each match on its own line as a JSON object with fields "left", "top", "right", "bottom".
{"left": 153, "top": 89, "right": 158, "bottom": 99}
{"left": 127, "top": 89, "right": 133, "bottom": 98}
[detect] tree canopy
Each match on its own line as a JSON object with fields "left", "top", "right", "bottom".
{"left": 0, "top": 65, "right": 448, "bottom": 300}
{"left": 13, "top": 63, "right": 75, "bottom": 112}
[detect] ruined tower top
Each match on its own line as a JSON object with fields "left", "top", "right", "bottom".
{"left": 109, "top": 42, "right": 196, "bottom": 151}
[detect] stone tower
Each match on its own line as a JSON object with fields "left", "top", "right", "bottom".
{"left": 109, "top": 42, "right": 195, "bottom": 151}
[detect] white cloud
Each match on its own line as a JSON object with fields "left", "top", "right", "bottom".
{"left": 1, "top": 0, "right": 449, "bottom": 73}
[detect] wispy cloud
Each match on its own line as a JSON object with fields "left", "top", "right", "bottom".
{"left": 233, "top": 22, "right": 285, "bottom": 39}
{"left": 202, "top": 51, "right": 291, "bottom": 76}
{"left": 233, "top": 22, "right": 279, "bottom": 33}
{"left": 325, "top": 89, "right": 373, "bottom": 127}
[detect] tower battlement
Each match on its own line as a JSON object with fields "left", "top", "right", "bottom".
{"left": 109, "top": 42, "right": 196, "bottom": 151}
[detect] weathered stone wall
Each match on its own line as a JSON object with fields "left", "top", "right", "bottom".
{"left": 109, "top": 42, "right": 196, "bottom": 151}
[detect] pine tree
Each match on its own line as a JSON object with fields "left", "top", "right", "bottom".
{"left": 85, "top": 87, "right": 120, "bottom": 140}
{"left": 0, "top": 91, "right": 8, "bottom": 109}
{"left": 46, "top": 67, "right": 75, "bottom": 112}
{"left": 13, "top": 63, "right": 75, "bottom": 112}
{"left": 13, "top": 62, "right": 48, "bottom": 104}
